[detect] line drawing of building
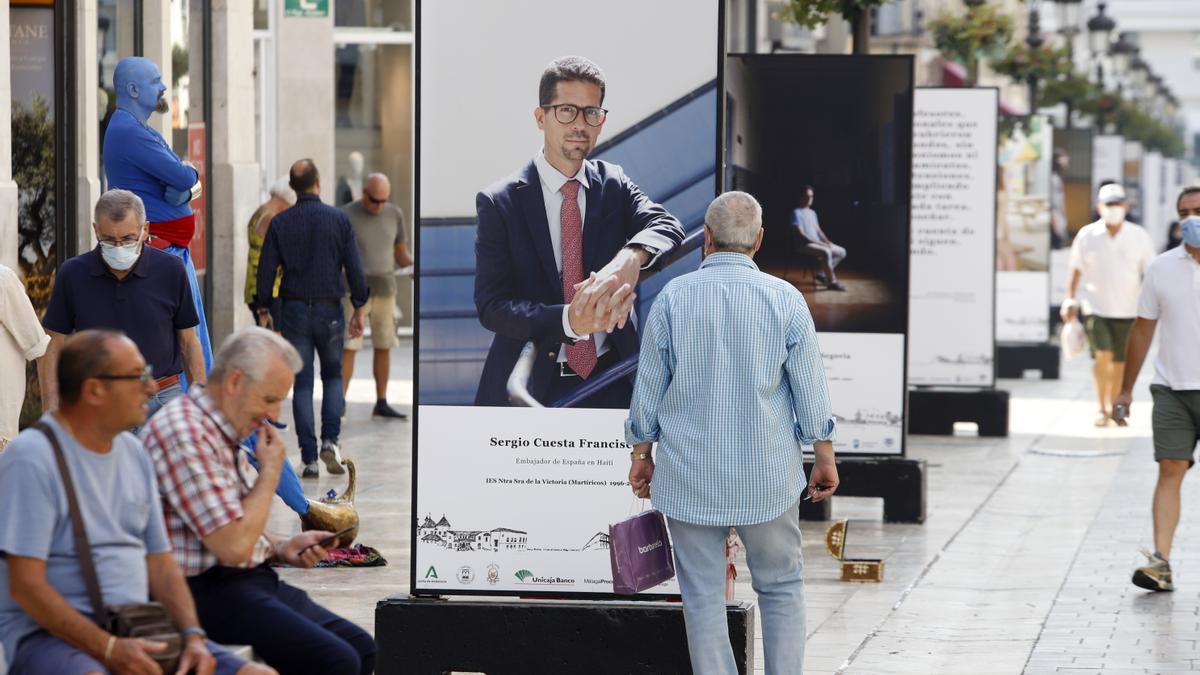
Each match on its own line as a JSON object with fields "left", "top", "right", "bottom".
{"left": 417, "top": 514, "right": 528, "bottom": 552}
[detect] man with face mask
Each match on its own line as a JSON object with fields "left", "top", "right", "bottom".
{"left": 102, "top": 56, "right": 213, "bottom": 385}
{"left": 1115, "top": 187, "right": 1200, "bottom": 592}
{"left": 1062, "top": 183, "right": 1155, "bottom": 427}
{"left": 37, "top": 190, "right": 206, "bottom": 420}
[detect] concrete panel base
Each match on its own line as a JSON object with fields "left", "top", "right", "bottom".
{"left": 997, "top": 342, "right": 1061, "bottom": 380}
{"left": 799, "top": 457, "right": 926, "bottom": 523}
{"left": 375, "top": 596, "right": 755, "bottom": 675}
{"left": 909, "top": 388, "right": 1010, "bottom": 437}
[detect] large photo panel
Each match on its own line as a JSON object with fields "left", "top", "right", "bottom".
{"left": 415, "top": 0, "right": 721, "bottom": 597}
{"left": 908, "top": 88, "right": 998, "bottom": 387}
{"left": 725, "top": 54, "right": 912, "bottom": 455}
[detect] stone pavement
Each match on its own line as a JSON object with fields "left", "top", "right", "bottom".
{"left": 263, "top": 339, "right": 1198, "bottom": 674}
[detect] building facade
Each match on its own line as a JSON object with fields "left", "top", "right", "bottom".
{"left": 3, "top": 0, "right": 414, "bottom": 424}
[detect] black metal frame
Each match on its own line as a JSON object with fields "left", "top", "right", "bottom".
{"left": 410, "top": 0, "right": 726, "bottom": 602}
{"left": 908, "top": 86, "right": 1000, "bottom": 391}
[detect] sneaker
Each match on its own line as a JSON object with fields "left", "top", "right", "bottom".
{"left": 301, "top": 462, "right": 320, "bottom": 479}
{"left": 1132, "top": 549, "right": 1174, "bottom": 591}
{"left": 372, "top": 400, "right": 408, "bottom": 420}
{"left": 319, "top": 440, "right": 346, "bottom": 475}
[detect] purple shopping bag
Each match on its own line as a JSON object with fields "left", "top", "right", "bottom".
{"left": 609, "top": 509, "right": 675, "bottom": 594}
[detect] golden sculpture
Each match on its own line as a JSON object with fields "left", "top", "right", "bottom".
{"left": 300, "top": 458, "right": 360, "bottom": 546}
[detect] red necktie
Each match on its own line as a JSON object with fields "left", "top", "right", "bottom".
{"left": 559, "top": 180, "right": 597, "bottom": 379}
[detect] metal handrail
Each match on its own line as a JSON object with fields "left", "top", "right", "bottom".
{"left": 506, "top": 227, "right": 707, "bottom": 407}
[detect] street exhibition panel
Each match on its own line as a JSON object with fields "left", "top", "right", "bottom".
{"left": 415, "top": 0, "right": 721, "bottom": 597}
{"left": 996, "top": 116, "right": 1053, "bottom": 343}
{"left": 908, "top": 88, "right": 998, "bottom": 387}
{"left": 1049, "top": 128, "right": 1093, "bottom": 306}
{"left": 725, "top": 54, "right": 912, "bottom": 454}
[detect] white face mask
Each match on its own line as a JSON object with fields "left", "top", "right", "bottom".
{"left": 1100, "top": 204, "right": 1126, "bottom": 225}
{"left": 99, "top": 240, "right": 142, "bottom": 271}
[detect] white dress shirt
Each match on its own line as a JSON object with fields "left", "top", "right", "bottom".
{"left": 1137, "top": 246, "right": 1200, "bottom": 390}
{"left": 533, "top": 151, "right": 609, "bottom": 360}
{"left": 1068, "top": 219, "right": 1155, "bottom": 318}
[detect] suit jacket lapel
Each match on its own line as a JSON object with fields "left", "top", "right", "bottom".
{"left": 582, "top": 160, "right": 605, "bottom": 273}
{"left": 516, "top": 161, "right": 564, "bottom": 302}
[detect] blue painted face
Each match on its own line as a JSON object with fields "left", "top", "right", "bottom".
{"left": 113, "top": 57, "right": 169, "bottom": 122}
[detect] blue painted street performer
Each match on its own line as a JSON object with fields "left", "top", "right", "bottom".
{"left": 103, "top": 56, "right": 213, "bottom": 381}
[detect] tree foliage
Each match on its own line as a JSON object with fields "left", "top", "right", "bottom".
{"left": 776, "top": 0, "right": 893, "bottom": 29}
{"left": 928, "top": 3, "right": 1014, "bottom": 84}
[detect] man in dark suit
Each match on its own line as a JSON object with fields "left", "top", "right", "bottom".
{"left": 474, "top": 55, "right": 684, "bottom": 407}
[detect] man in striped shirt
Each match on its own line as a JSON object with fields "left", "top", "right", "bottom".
{"left": 626, "top": 191, "right": 839, "bottom": 675}
{"left": 142, "top": 328, "right": 376, "bottom": 674}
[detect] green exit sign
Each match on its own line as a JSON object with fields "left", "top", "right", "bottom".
{"left": 284, "top": 0, "right": 328, "bottom": 18}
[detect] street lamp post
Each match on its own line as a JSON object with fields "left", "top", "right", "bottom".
{"left": 1086, "top": 1, "right": 1116, "bottom": 89}
{"left": 1050, "top": 0, "right": 1084, "bottom": 127}
{"left": 1026, "top": 6, "right": 1044, "bottom": 114}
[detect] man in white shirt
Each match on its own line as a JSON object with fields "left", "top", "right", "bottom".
{"left": 1061, "top": 183, "right": 1155, "bottom": 426}
{"left": 1115, "top": 186, "right": 1200, "bottom": 592}
{"left": 792, "top": 185, "right": 847, "bottom": 291}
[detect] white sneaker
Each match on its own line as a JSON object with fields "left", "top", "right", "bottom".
{"left": 319, "top": 440, "right": 346, "bottom": 475}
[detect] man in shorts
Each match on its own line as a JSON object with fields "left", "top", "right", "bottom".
{"left": 1115, "top": 186, "right": 1200, "bottom": 591}
{"left": 341, "top": 172, "right": 412, "bottom": 419}
{"left": 1062, "top": 183, "right": 1155, "bottom": 426}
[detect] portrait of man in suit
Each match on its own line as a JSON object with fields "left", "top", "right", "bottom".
{"left": 473, "top": 55, "right": 685, "bottom": 408}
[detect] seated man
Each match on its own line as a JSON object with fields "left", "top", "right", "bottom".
{"left": 0, "top": 329, "right": 266, "bottom": 674}
{"left": 792, "top": 184, "right": 847, "bottom": 291}
{"left": 141, "top": 327, "right": 376, "bottom": 675}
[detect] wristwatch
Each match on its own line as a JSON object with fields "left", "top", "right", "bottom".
{"left": 630, "top": 450, "right": 651, "bottom": 461}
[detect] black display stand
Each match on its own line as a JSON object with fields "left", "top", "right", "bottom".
{"left": 997, "top": 342, "right": 1060, "bottom": 379}
{"left": 798, "top": 457, "right": 926, "bottom": 523}
{"left": 908, "top": 388, "right": 1009, "bottom": 437}
{"left": 375, "top": 597, "right": 755, "bottom": 674}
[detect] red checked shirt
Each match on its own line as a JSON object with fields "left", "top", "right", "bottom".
{"left": 141, "top": 388, "right": 274, "bottom": 576}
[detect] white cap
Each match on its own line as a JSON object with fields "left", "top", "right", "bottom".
{"left": 1098, "top": 184, "right": 1127, "bottom": 204}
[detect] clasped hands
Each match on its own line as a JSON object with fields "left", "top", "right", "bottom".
{"left": 567, "top": 247, "right": 646, "bottom": 336}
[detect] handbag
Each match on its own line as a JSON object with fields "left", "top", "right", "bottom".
{"left": 608, "top": 507, "right": 675, "bottom": 595}
{"left": 35, "top": 422, "right": 182, "bottom": 674}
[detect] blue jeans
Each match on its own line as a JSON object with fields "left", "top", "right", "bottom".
{"left": 137, "top": 382, "right": 185, "bottom": 435}
{"left": 668, "top": 502, "right": 806, "bottom": 675}
{"left": 281, "top": 300, "right": 345, "bottom": 464}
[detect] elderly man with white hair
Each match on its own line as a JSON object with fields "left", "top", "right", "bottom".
{"left": 625, "top": 191, "right": 840, "bottom": 674}
{"left": 142, "top": 327, "right": 377, "bottom": 675}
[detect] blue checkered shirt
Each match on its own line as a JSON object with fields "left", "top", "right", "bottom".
{"left": 624, "top": 252, "right": 836, "bottom": 526}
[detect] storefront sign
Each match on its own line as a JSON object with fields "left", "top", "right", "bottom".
{"left": 284, "top": 0, "right": 328, "bottom": 18}
{"left": 908, "top": 88, "right": 998, "bottom": 386}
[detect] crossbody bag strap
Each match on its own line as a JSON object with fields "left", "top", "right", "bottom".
{"left": 33, "top": 421, "right": 108, "bottom": 626}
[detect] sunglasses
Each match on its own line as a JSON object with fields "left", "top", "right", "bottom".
{"left": 365, "top": 193, "right": 387, "bottom": 206}
{"left": 94, "top": 364, "right": 154, "bottom": 385}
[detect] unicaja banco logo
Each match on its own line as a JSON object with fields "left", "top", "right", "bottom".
{"left": 638, "top": 540, "right": 663, "bottom": 555}
{"left": 514, "top": 569, "right": 534, "bottom": 582}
